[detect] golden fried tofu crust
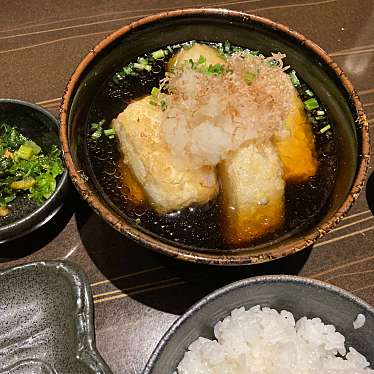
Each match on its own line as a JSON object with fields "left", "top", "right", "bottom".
{"left": 219, "top": 141, "right": 285, "bottom": 246}
{"left": 112, "top": 96, "right": 218, "bottom": 213}
{"left": 274, "top": 93, "right": 318, "bottom": 183}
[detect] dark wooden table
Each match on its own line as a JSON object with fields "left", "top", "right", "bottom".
{"left": 1, "top": 1, "right": 374, "bottom": 372}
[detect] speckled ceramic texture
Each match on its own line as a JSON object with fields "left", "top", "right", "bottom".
{"left": 144, "top": 275, "right": 374, "bottom": 373}
{"left": 0, "top": 99, "right": 70, "bottom": 244}
{"left": 0, "top": 261, "right": 112, "bottom": 374}
{"left": 60, "top": 8, "right": 369, "bottom": 265}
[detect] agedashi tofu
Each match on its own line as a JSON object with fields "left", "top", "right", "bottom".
{"left": 112, "top": 96, "right": 218, "bottom": 213}
{"left": 219, "top": 141, "right": 285, "bottom": 246}
{"left": 274, "top": 92, "right": 318, "bottom": 183}
{"left": 168, "top": 43, "right": 225, "bottom": 71}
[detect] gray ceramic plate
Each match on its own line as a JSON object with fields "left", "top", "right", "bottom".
{"left": 144, "top": 275, "right": 374, "bottom": 373}
{"left": 0, "top": 261, "right": 112, "bottom": 374}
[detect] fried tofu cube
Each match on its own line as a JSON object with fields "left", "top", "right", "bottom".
{"left": 274, "top": 93, "right": 318, "bottom": 183}
{"left": 219, "top": 141, "right": 285, "bottom": 246}
{"left": 112, "top": 96, "right": 218, "bottom": 213}
{"left": 168, "top": 43, "right": 226, "bottom": 71}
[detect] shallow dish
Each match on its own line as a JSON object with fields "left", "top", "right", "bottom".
{"left": 0, "top": 99, "right": 69, "bottom": 243}
{"left": 143, "top": 275, "right": 374, "bottom": 373}
{"left": 0, "top": 261, "right": 112, "bottom": 374}
{"left": 60, "top": 8, "right": 369, "bottom": 265}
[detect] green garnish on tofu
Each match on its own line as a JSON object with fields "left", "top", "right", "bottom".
{"left": 289, "top": 70, "right": 300, "bottom": 87}
{"left": 244, "top": 71, "right": 256, "bottom": 85}
{"left": 152, "top": 49, "right": 165, "bottom": 59}
{"left": 304, "top": 98, "right": 319, "bottom": 111}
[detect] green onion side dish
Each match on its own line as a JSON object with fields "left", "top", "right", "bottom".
{"left": 0, "top": 123, "right": 64, "bottom": 217}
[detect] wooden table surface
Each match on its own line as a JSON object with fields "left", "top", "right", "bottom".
{"left": 1, "top": 0, "right": 374, "bottom": 372}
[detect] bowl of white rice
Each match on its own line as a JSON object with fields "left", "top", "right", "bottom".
{"left": 143, "top": 275, "right": 374, "bottom": 374}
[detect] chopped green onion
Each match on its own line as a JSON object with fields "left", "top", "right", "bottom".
{"left": 241, "top": 50, "right": 258, "bottom": 59}
{"left": 151, "top": 87, "right": 159, "bottom": 97}
{"left": 182, "top": 41, "right": 195, "bottom": 50}
{"left": 232, "top": 46, "right": 243, "bottom": 53}
{"left": 244, "top": 71, "right": 256, "bottom": 85}
{"left": 316, "top": 115, "right": 325, "bottom": 120}
{"left": 207, "top": 63, "right": 225, "bottom": 76}
{"left": 160, "top": 100, "right": 167, "bottom": 111}
{"left": 112, "top": 74, "right": 121, "bottom": 84}
{"left": 304, "top": 98, "right": 319, "bottom": 110}
{"left": 122, "top": 65, "right": 135, "bottom": 75}
{"left": 305, "top": 89, "right": 314, "bottom": 97}
{"left": 167, "top": 46, "right": 173, "bottom": 53}
{"left": 172, "top": 44, "right": 181, "bottom": 49}
{"left": 152, "top": 49, "right": 165, "bottom": 59}
{"left": 133, "top": 62, "right": 145, "bottom": 70}
{"left": 138, "top": 57, "right": 148, "bottom": 65}
{"left": 104, "top": 128, "right": 116, "bottom": 137}
{"left": 91, "top": 129, "right": 102, "bottom": 140}
{"left": 135, "top": 218, "right": 141, "bottom": 224}
{"left": 198, "top": 55, "right": 206, "bottom": 65}
{"left": 113, "top": 61, "right": 144, "bottom": 83}
{"left": 289, "top": 70, "right": 300, "bottom": 87}
{"left": 320, "top": 124, "right": 331, "bottom": 134}
{"left": 90, "top": 120, "right": 104, "bottom": 140}
{"left": 144, "top": 65, "right": 152, "bottom": 72}
{"left": 316, "top": 110, "right": 325, "bottom": 116}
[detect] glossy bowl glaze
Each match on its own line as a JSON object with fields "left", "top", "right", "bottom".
{"left": 143, "top": 275, "right": 374, "bottom": 373}
{"left": 0, "top": 99, "right": 69, "bottom": 244}
{"left": 60, "top": 8, "right": 369, "bottom": 265}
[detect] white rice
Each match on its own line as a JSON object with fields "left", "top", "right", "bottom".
{"left": 353, "top": 314, "right": 366, "bottom": 329}
{"left": 176, "top": 305, "right": 373, "bottom": 374}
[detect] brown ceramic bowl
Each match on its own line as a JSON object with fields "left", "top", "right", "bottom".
{"left": 60, "top": 8, "right": 369, "bottom": 265}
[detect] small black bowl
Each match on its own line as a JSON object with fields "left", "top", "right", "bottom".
{"left": 0, "top": 99, "right": 69, "bottom": 243}
{"left": 144, "top": 275, "right": 374, "bottom": 373}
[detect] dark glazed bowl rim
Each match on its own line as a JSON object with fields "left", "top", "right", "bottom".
{"left": 143, "top": 274, "right": 374, "bottom": 374}
{"left": 60, "top": 8, "right": 370, "bottom": 265}
{"left": 0, "top": 260, "right": 112, "bottom": 373}
{"left": 0, "top": 98, "right": 69, "bottom": 244}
